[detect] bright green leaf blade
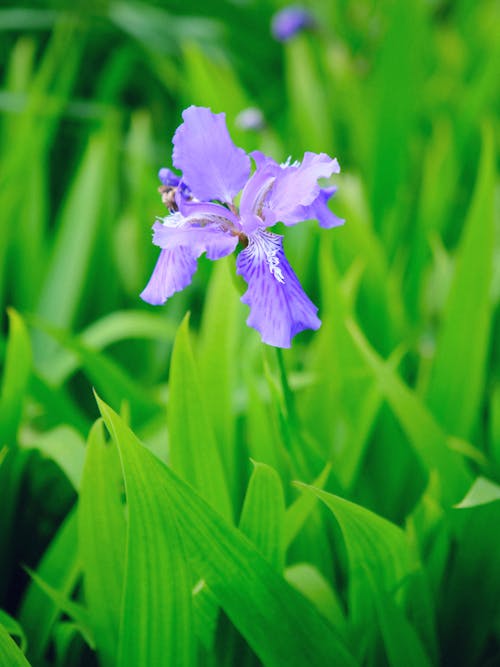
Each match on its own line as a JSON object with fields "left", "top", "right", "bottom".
{"left": 0, "top": 610, "right": 27, "bottom": 653}
{"left": 18, "top": 510, "right": 80, "bottom": 664}
{"left": 284, "top": 463, "right": 331, "bottom": 548}
{"left": 425, "top": 125, "right": 495, "bottom": 438}
{"left": 285, "top": 563, "right": 346, "bottom": 631}
{"left": 297, "top": 484, "right": 434, "bottom": 663}
{"left": 23, "top": 425, "right": 85, "bottom": 490}
{"left": 375, "top": 593, "right": 433, "bottom": 667}
{"left": 78, "top": 419, "right": 126, "bottom": 667}
{"left": 34, "top": 125, "right": 116, "bottom": 369}
{"left": 198, "top": 258, "right": 243, "bottom": 495}
{"left": 239, "top": 461, "right": 286, "bottom": 571}
{"left": 97, "top": 397, "right": 357, "bottom": 667}
{"left": 346, "top": 318, "right": 471, "bottom": 505}
{"left": 455, "top": 477, "right": 500, "bottom": 508}
{"left": 0, "top": 309, "right": 32, "bottom": 447}
{"left": 168, "top": 315, "right": 232, "bottom": 521}
{"left": 25, "top": 569, "right": 94, "bottom": 649}
{"left": 284, "top": 36, "right": 333, "bottom": 153}
{"left": 29, "top": 317, "right": 161, "bottom": 425}
{"left": 47, "top": 310, "right": 177, "bottom": 385}
{"left": 0, "top": 623, "right": 31, "bottom": 667}
{"left": 96, "top": 395, "right": 196, "bottom": 667}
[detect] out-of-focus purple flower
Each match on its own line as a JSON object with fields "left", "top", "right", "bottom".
{"left": 271, "top": 6, "right": 315, "bottom": 42}
{"left": 141, "top": 106, "right": 343, "bottom": 348}
{"left": 235, "top": 107, "right": 266, "bottom": 131}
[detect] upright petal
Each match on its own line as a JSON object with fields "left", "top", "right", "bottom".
{"left": 140, "top": 247, "right": 198, "bottom": 305}
{"left": 239, "top": 163, "right": 278, "bottom": 233}
{"left": 262, "top": 152, "right": 340, "bottom": 226}
{"left": 282, "top": 186, "right": 345, "bottom": 228}
{"left": 172, "top": 106, "right": 251, "bottom": 203}
{"left": 236, "top": 231, "right": 321, "bottom": 348}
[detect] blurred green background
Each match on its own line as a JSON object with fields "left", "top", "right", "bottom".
{"left": 0, "top": 0, "right": 499, "bottom": 665}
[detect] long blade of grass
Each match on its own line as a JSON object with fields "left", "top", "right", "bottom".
{"left": 168, "top": 315, "right": 232, "bottom": 521}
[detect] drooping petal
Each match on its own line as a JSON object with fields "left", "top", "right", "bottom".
{"left": 236, "top": 231, "right": 321, "bottom": 348}
{"left": 261, "top": 152, "right": 340, "bottom": 226}
{"left": 140, "top": 247, "right": 198, "bottom": 305}
{"left": 282, "top": 186, "right": 345, "bottom": 228}
{"left": 172, "top": 106, "right": 251, "bottom": 203}
{"left": 162, "top": 200, "right": 240, "bottom": 258}
{"left": 152, "top": 220, "right": 238, "bottom": 260}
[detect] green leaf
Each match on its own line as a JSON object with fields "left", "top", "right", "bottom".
{"left": 29, "top": 316, "right": 161, "bottom": 426}
{"left": 425, "top": 124, "right": 496, "bottom": 438}
{"left": 296, "top": 484, "right": 434, "bottom": 664}
{"left": 168, "top": 315, "right": 232, "bottom": 521}
{"left": 96, "top": 395, "right": 196, "bottom": 667}
{"left": 284, "top": 463, "right": 331, "bottom": 548}
{"left": 18, "top": 510, "right": 80, "bottom": 664}
{"left": 0, "top": 623, "right": 31, "bottom": 667}
{"left": 198, "top": 258, "right": 244, "bottom": 497}
{"left": 346, "top": 318, "right": 471, "bottom": 505}
{"left": 284, "top": 563, "right": 346, "bottom": 631}
{"left": 375, "top": 593, "right": 433, "bottom": 667}
{"left": 284, "top": 35, "right": 333, "bottom": 153}
{"left": 455, "top": 477, "right": 500, "bottom": 508}
{"left": 0, "top": 309, "right": 32, "bottom": 447}
{"left": 97, "top": 397, "right": 357, "bottom": 667}
{"left": 23, "top": 425, "right": 85, "bottom": 490}
{"left": 0, "top": 610, "right": 27, "bottom": 653}
{"left": 46, "top": 310, "right": 177, "bottom": 385}
{"left": 25, "top": 569, "right": 94, "bottom": 649}
{"left": 239, "top": 461, "right": 286, "bottom": 571}
{"left": 34, "top": 125, "right": 116, "bottom": 370}
{"left": 78, "top": 420, "right": 126, "bottom": 667}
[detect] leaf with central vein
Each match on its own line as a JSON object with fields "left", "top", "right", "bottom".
{"left": 97, "top": 398, "right": 357, "bottom": 667}
{"left": 297, "top": 484, "right": 436, "bottom": 665}
{"left": 425, "top": 124, "right": 495, "bottom": 438}
{"left": 96, "top": 396, "right": 195, "bottom": 667}
{"left": 346, "top": 318, "right": 471, "bottom": 505}
{"left": 239, "top": 461, "right": 286, "bottom": 571}
{"left": 168, "top": 315, "right": 232, "bottom": 521}
{"left": 78, "top": 420, "right": 126, "bottom": 667}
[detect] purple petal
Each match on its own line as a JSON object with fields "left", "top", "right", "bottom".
{"left": 140, "top": 247, "right": 198, "bottom": 305}
{"left": 172, "top": 106, "right": 251, "bottom": 203}
{"left": 239, "top": 162, "right": 278, "bottom": 234}
{"left": 158, "top": 167, "right": 180, "bottom": 186}
{"left": 271, "top": 6, "right": 316, "bottom": 42}
{"left": 152, "top": 220, "right": 238, "bottom": 260}
{"left": 262, "top": 152, "right": 340, "bottom": 226}
{"left": 236, "top": 231, "right": 321, "bottom": 348}
{"left": 283, "top": 186, "right": 345, "bottom": 228}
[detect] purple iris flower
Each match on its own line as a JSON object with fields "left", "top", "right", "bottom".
{"left": 141, "top": 106, "right": 343, "bottom": 348}
{"left": 271, "top": 6, "right": 315, "bottom": 42}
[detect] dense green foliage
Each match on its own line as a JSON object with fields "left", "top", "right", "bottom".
{"left": 0, "top": 0, "right": 499, "bottom": 665}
